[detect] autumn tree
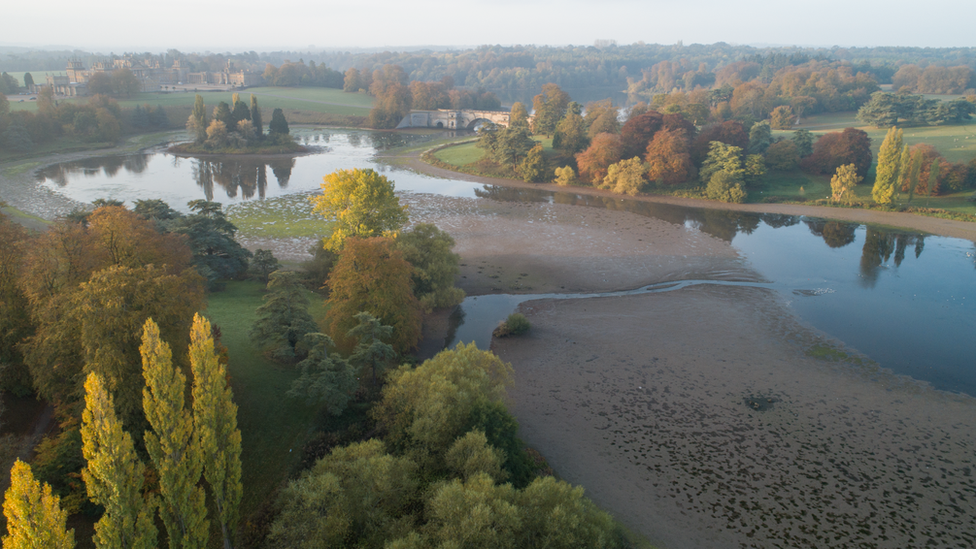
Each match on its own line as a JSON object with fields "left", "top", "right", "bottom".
{"left": 141, "top": 319, "right": 209, "bottom": 549}
{"left": 250, "top": 271, "right": 319, "bottom": 360}
{"left": 0, "top": 214, "right": 33, "bottom": 394}
{"left": 326, "top": 237, "right": 422, "bottom": 354}
{"left": 519, "top": 143, "right": 547, "bottom": 183}
{"left": 620, "top": 110, "right": 663, "bottom": 159}
{"left": 600, "top": 157, "right": 646, "bottom": 196}
{"left": 310, "top": 168, "right": 409, "bottom": 253}
{"left": 691, "top": 121, "right": 748, "bottom": 166}
{"left": 189, "top": 314, "right": 242, "bottom": 549}
{"left": 800, "top": 128, "right": 872, "bottom": 178}
{"left": 769, "top": 105, "right": 795, "bottom": 129}
{"left": 81, "top": 372, "right": 157, "bottom": 549}
{"left": 20, "top": 207, "right": 202, "bottom": 423}
{"left": 584, "top": 100, "right": 619, "bottom": 138}
{"left": 872, "top": 126, "right": 903, "bottom": 205}
{"left": 831, "top": 164, "right": 861, "bottom": 203}
{"left": 575, "top": 133, "right": 623, "bottom": 185}
{"left": 2, "top": 460, "right": 75, "bottom": 549}
{"left": 508, "top": 102, "right": 529, "bottom": 128}
{"left": 645, "top": 128, "right": 695, "bottom": 185}
{"left": 394, "top": 223, "right": 465, "bottom": 311}
{"left": 532, "top": 83, "right": 570, "bottom": 137}
{"left": 764, "top": 140, "right": 800, "bottom": 171}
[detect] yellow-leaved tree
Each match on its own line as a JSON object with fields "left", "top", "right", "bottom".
{"left": 310, "top": 168, "right": 408, "bottom": 253}
{"left": 189, "top": 313, "right": 242, "bottom": 549}
{"left": 81, "top": 372, "right": 157, "bottom": 549}
{"left": 141, "top": 318, "right": 209, "bottom": 549}
{"left": 2, "top": 460, "right": 74, "bottom": 549}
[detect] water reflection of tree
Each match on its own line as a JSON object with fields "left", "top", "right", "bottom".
{"left": 122, "top": 153, "right": 149, "bottom": 174}
{"left": 805, "top": 219, "right": 858, "bottom": 248}
{"left": 760, "top": 213, "right": 800, "bottom": 229}
{"left": 190, "top": 157, "right": 295, "bottom": 199}
{"left": 474, "top": 185, "right": 549, "bottom": 203}
{"left": 36, "top": 153, "right": 149, "bottom": 186}
{"left": 270, "top": 158, "right": 294, "bottom": 188}
{"left": 859, "top": 228, "right": 925, "bottom": 287}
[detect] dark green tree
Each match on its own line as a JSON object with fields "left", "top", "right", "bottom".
{"left": 792, "top": 129, "right": 813, "bottom": 157}
{"left": 269, "top": 108, "right": 289, "bottom": 135}
{"left": 248, "top": 249, "right": 280, "bottom": 283}
{"left": 212, "top": 102, "right": 233, "bottom": 129}
{"left": 288, "top": 333, "right": 357, "bottom": 415}
{"left": 552, "top": 103, "right": 589, "bottom": 155}
{"left": 747, "top": 120, "right": 772, "bottom": 155}
{"left": 250, "top": 271, "right": 319, "bottom": 360}
{"left": 173, "top": 200, "right": 251, "bottom": 286}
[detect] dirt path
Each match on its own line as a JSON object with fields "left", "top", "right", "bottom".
{"left": 396, "top": 150, "right": 976, "bottom": 243}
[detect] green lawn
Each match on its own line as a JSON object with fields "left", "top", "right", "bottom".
{"left": 434, "top": 140, "right": 484, "bottom": 165}
{"left": 433, "top": 136, "right": 551, "bottom": 167}
{"left": 204, "top": 281, "right": 326, "bottom": 523}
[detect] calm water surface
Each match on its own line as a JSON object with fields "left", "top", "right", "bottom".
{"left": 35, "top": 128, "right": 976, "bottom": 395}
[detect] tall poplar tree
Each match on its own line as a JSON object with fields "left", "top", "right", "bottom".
{"left": 189, "top": 314, "right": 243, "bottom": 549}
{"left": 141, "top": 318, "right": 209, "bottom": 549}
{"left": 872, "top": 126, "right": 903, "bottom": 204}
{"left": 81, "top": 373, "right": 157, "bottom": 549}
{"left": 188, "top": 94, "right": 208, "bottom": 144}
{"left": 250, "top": 94, "right": 263, "bottom": 137}
{"left": 2, "top": 460, "right": 75, "bottom": 549}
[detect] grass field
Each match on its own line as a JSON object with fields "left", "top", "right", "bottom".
{"left": 783, "top": 111, "right": 976, "bottom": 164}
{"left": 204, "top": 281, "right": 327, "bottom": 524}
{"left": 8, "top": 86, "right": 373, "bottom": 116}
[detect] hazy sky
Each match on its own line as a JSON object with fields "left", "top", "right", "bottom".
{"left": 4, "top": 0, "right": 974, "bottom": 52}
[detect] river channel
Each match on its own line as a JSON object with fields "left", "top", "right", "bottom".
{"left": 32, "top": 128, "right": 976, "bottom": 397}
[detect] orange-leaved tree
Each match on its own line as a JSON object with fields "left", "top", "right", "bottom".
{"left": 326, "top": 237, "right": 422, "bottom": 354}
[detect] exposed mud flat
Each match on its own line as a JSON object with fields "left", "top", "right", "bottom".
{"left": 494, "top": 286, "right": 976, "bottom": 549}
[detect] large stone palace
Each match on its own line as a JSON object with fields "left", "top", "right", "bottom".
{"left": 38, "top": 56, "right": 263, "bottom": 96}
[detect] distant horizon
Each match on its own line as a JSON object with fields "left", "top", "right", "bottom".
{"left": 2, "top": 40, "right": 973, "bottom": 59}
{"left": 5, "top": 0, "right": 974, "bottom": 55}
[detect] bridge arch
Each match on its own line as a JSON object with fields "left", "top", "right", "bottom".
{"left": 465, "top": 118, "right": 494, "bottom": 130}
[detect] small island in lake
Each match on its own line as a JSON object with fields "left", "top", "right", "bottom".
{"left": 169, "top": 93, "right": 306, "bottom": 155}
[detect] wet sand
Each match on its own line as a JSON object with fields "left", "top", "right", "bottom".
{"left": 493, "top": 287, "right": 976, "bottom": 548}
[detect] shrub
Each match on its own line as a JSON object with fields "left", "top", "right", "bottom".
{"left": 493, "top": 313, "right": 530, "bottom": 338}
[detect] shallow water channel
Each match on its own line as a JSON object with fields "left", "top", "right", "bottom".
{"left": 34, "top": 128, "right": 976, "bottom": 396}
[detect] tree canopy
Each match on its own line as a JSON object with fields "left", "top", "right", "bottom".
{"left": 311, "top": 168, "right": 409, "bottom": 253}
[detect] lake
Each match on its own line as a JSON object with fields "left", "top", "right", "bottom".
{"left": 34, "top": 128, "right": 976, "bottom": 396}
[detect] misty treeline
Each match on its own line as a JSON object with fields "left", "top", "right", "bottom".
{"left": 5, "top": 44, "right": 976, "bottom": 96}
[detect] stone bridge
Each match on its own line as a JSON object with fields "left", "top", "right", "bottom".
{"left": 396, "top": 109, "right": 511, "bottom": 130}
